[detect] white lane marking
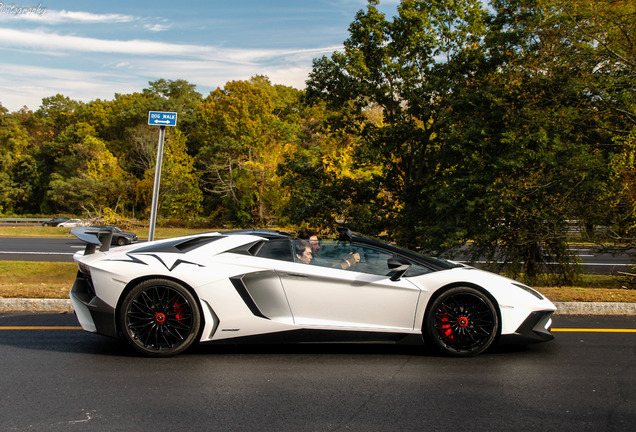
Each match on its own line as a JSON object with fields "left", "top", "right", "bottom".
{"left": 458, "top": 260, "right": 630, "bottom": 267}
{"left": 0, "top": 251, "right": 74, "bottom": 255}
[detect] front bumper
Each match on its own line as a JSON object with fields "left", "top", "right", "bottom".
{"left": 499, "top": 310, "right": 555, "bottom": 345}
{"left": 70, "top": 271, "right": 118, "bottom": 338}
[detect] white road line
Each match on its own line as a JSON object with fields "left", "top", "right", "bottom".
{"left": 459, "top": 260, "right": 629, "bottom": 267}
{"left": 0, "top": 251, "right": 74, "bottom": 255}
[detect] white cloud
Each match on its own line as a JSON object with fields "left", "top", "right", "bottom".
{"left": 0, "top": 57, "right": 313, "bottom": 111}
{"left": 0, "top": 7, "right": 134, "bottom": 24}
{"left": 0, "top": 28, "right": 337, "bottom": 111}
{"left": 0, "top": 62, "right": 139, "bottom": 110}
{"left": 0, "top": 27, "right": 341, "bottom": 63}
{"left": 131, "top": 57, "right": 311, "bottom": 91}
{"left": 0, "top": 8, "right": 349, "bottom": 112}
{"left": 43, "top": 10, "right": 136, "bottom": 24}
{"left": 144, "top": 22, "right": 171, "bottom": 32}
{"left": 1, "top": 28, "right": 318, "bottom": 63}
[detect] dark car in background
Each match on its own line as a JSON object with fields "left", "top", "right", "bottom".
{"left": 101, "top": 226, "right": 138, "bottom": 246}
{"left": 42, "top": 217, "right": 70, "bottom": 227}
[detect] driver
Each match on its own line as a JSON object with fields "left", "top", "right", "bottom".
{"left": 294, "top": 240, "right": 313, "bottom": 264}
{"left": 336, "top": 251, "right": 361, "bottom": 270}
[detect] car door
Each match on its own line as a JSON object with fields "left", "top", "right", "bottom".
{"left": 276, "top": 242, "right": 421, "bottom": 330}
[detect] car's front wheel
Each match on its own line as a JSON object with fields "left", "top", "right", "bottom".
{"left": 118, "top": 279, "right": 201, "bottom": 357}
{"left": 424, "top": 286, "right": 499, "bottom": 357}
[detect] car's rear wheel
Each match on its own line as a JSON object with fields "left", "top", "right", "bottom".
{"left": 118, "top": 279, "right": 201, "bottom": 357}
{"left": 424, "top": 286, "right": 499, "bottom": 357}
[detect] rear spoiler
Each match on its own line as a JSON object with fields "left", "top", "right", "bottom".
{"left": 71, "top": 227, "right": 113, "bottom": 255}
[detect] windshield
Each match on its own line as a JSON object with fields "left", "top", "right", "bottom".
{"left": 348, "top": 232, "right": 461, "bottom": 271}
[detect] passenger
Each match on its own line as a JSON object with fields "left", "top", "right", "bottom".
{"left": 298, "top": 229, "right": 321, "bottom": 257}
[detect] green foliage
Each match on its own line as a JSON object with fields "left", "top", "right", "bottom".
{"left": 609, "top": 130, "right": 636, "bottom": 242}
{"left": 302, "top": 0, "right": 633, "bottom": 283}
{"left": 158, "top": 129, "right": 203, "bottom": 219}
{"left": 45, "top": 125, "right": 128, "bottom": 213}
{"left": 306, "top": 0, "right": 489, "bottom": 244}
{"left": 0, "top": 108, "right": 42, "bottom": 213}
{"left": 194, "top": 77, "right": 300, "bottom": 226}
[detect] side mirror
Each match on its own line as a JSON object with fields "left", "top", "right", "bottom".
{"left": 387, "top": 257, "right": 411, "bottom": 281}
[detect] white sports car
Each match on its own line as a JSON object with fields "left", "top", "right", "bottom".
{"left": 70, "top": 227, "right": 556, "bottom": 357}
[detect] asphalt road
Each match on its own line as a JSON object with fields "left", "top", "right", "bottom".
{"left": 0, "top": 313, "right": 635, "bottom": 431}
{"left": 0, "top": 236, "right": 632, "bottom": 274}
{"left": 0, "top": 237, "right": 85, "bottom": 262}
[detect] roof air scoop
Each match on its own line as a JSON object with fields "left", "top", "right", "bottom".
{"left": 337, "top": 227, "right": 353, "bottom": 241}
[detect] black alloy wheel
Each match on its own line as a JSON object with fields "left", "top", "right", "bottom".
{"left": 118, "top": 279, "right": 201, "bottom": 357}
{"left": 425, "top": 286, "right": 499, "bottom": 357}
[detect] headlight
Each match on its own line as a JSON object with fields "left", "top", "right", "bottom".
{"left": 512, "top": 282, "right": 544, "bottom": 300}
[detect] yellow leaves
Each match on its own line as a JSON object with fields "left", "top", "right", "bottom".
{"left": 321, "top": 137, "right": 382, "bottom": 182}
{"left": 79, "top": 136, "right": 124, "bottom": 181}
{"left": 322, "top": 147, "right": 355, "bottom": 180}
{"left": 242, "top": 159, "right": 264, "bottom": 173}
{"left": 85, "top": 152, "right": 122, "bottom": 180}
{"left": 362, "top": 105, "right": 385, "bottom": 125}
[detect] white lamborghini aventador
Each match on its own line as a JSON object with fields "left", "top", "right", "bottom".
{"left": 69, "top": 227, "right": 556, "bottom": 357}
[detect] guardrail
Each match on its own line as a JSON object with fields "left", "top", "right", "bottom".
{"left": 0, "top": 218, "right": 50, "bottom": 225}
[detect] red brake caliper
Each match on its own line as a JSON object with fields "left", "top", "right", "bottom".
{"left": 439, "top": 307, "right": 454, "bottom": 340}
{"left": 173, "top": 302, "right": 183, "bottom": 322}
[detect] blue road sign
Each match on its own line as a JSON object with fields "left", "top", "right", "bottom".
{"left": 148, "top": 111, "right": 178, "bottom": 127}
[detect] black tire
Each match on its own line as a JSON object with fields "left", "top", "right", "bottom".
{"left": 118, "top": 279, "right": 201, "bottom": 357}
{"left": 424, "top": 286, "right": 499, "bottom": 357}
{"left": 117, "top": 237, "right": 126, "bottom": 246}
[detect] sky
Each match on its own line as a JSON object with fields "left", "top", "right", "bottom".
{"left": 0, "top": 0, "right": 403, "bottom": 112}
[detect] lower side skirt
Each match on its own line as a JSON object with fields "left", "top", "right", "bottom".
{"left": 205, "top": 329, "right": 425, "bottom": 346}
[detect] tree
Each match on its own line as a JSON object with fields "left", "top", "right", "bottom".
{"left": 305, "top": 0, "right": 630, "bottom": 283}
{"left": 45, "top": 122, "right": 129, "bottom": 213}
{"left": 194, "top": 77, "right": 297, "bottom": 226}
{"left": 546, "top": 0, "right": 636, "bottom": 247}
{"left": 277, "top": 101, "right": 387, "bottom": 232}
{"left": 142, "top": 79, "right": 203, "bottom": 143}
{"left": 306, "top": 0, "right": 488, "bottom": 244}
{"left": 0, "top": 108, "right": 41, "bottom": 213}
{"left": 136, "top": 129, "right": 203, "bottom": 219}
{"left": 457, "top": 0, "right": 634, "bottom": 281}
{"left": 36, "top": 94, "right": 81, "bottom": 138}
{"left": 610, "top": 131, "right": 636, "bottom": 243}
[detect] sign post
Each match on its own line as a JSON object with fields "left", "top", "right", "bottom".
{"left": 147, "top": 111, "right": 177, "bottom": 241}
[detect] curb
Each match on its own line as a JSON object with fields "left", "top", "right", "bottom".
{"left": 0, "top": 299, "right": 74, "bottom": 313}
{"left": 553, "top": 302, "right": 636, "bottom": 316}
{"left": 1, "top": 299, "right": 635, "bottom": 315}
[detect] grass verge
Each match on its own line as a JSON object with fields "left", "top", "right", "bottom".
{"left": 1, "top": 261, "right": 635, "bottom": 302}
{"left": 0, "top": 261, "right": 76, "bottom": 299}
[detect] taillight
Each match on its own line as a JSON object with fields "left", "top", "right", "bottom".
{"left": 78, "top": 262, "right": 91, "bottom": 277}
